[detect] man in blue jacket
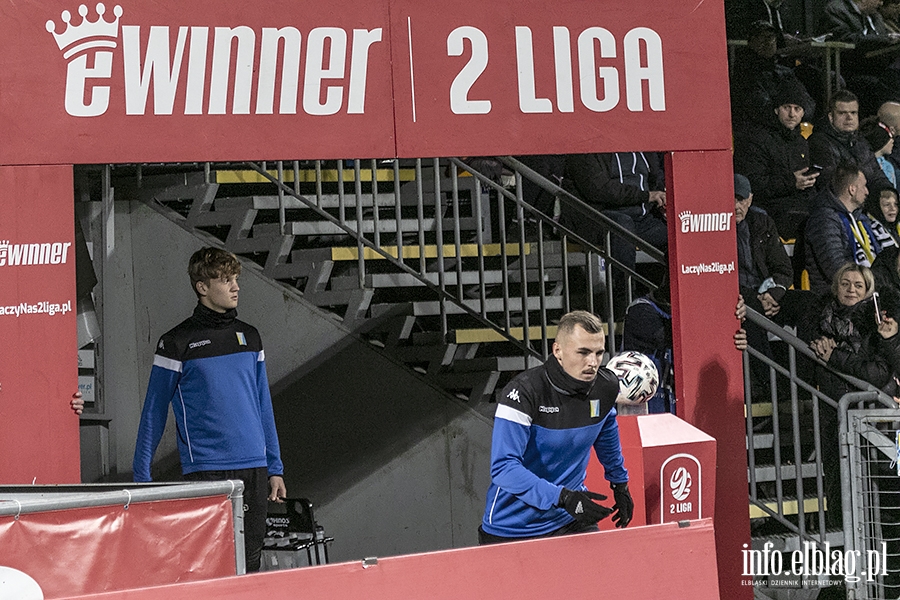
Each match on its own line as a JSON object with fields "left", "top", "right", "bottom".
{"left": 133, "top": 247, "right": 286, "bottom": 572}
{"left": 479, "top": 310, "right": 633, "bottom": 543}
{"left": 805, "top": 162, "right": 897, "bottom": 295}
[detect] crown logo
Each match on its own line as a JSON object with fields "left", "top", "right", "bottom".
{"left": 678, "top": 211, "right": 691, "bottom": 222}
{"left": 46, "top": 3, "right": 123, "bottom": 60}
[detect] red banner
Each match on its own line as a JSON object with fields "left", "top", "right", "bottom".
{"left": 666, "top": 150, "right": 748, "bottom": 600}
{"left": 0, "top": 496, "right": 236, "bottom": 598}
{"left": 62, "top": 519, "right": 720, "bottom": 600}
{"left": 0, "top": 0, "right": 396, "bottom": 163}
{"left": 0, "top": 0, "right": 730, "bottom": 164}
{"left": 390, "top": 0, "right": 731, "bottom": 157}
{"left": 0, "top": 165, "right": 79, "bottom": 484}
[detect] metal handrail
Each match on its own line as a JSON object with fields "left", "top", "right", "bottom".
{"left": 244, "top": 160, "right": 544, "bottom": 359}
{"left": 498, "top": 155, "right": 666, "bottom": 262}
{"left": 745, "top": 306, "right": 896, "bottom": 404}
{"left": 246, "top": 157, "right": 663, "bottom": 357}
{"left": 743, "top": 305, "right": 896, "bottom": 555}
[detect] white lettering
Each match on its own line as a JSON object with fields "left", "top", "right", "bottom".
{"left": 553, "top": 27, "right": 574, "bottom": 113}
{"left": 515, "top": 27, "right": 552, "bottom": 113}
{"left": 210, "top": 26, "right": 256, "bottom": 115}
{"left": 578, "top": 27, "right": 618, "bottom": 113}
{"left": 65, "top": 52, "right": 113, "bottom": 117}
{"left": 256, "top": 27, "right": 302, "bottom": 115}
{"left": 122, "top": 26, "right": 188, "bottom": 115}
{"left": 448, "top": 26, "right": 491, "bottom": 115}
{"left": 624, "top": 27, "right": 665, "bottom": 111}
{"left": 0, "top": 241, "right": 71, "bottom": 266}
{"left": 678, "top": 211, "right": 733, "bottom": 233}
{"left": 185, "top": 27, "right": 209, "bottom": 115}
{"left": 680, "top": 261, "right": 736, "bottom": 276}
{"left": 303, "top": 27, "right": 347, "bottom": 116}
{"left": 347, "top": 29, "right": 382, "bottom": 114}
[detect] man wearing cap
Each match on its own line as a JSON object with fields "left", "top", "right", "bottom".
{"left": 805, "top": 162, "right": 897, "bottom": 294}
{"left": 733, "top": 174, "right": 815, "bottom": 367}
{"left": 730, "top": 21, "right": 810, "bottom": 136}
{"left": 734, "top": 80, "right": 818, "bottom": 240}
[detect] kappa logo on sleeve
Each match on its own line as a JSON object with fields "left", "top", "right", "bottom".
{"left": 507, "top": 388, "right": 520, "bottom": 403}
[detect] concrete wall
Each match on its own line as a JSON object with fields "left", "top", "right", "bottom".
{"left": 94, "top": 199, "right": 494, "bottom": 561}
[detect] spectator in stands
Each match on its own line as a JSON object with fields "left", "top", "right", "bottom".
{"left": 824, "top": 0, "right": 897, "bottom": 44}
{"left": 878, "top": 101, "right": 900, "bottom": 168}
{"left": 731, "top": 21, "right": 811, "bottom": 134}
{"left": 733, "top": 174, "right": 819, "bottom": 391}
{"left": 860, "top": 115, "right": 898, "bottom": 186}
{"left": 516, "top": 155, "right": 566, "bottom": 217}
{"left": 733, "top": 79, "right": 817, "bottom": 239}
{"left": 809, "top": 262, "right": 900, "bottom": 523}
{"left": 622, "top": 274, "right": 675, "bottom": 414}
{"left": 478, "top": 310, "right": 633, "bottom": 544}
{"left": 563, "top": 152, "right": 667, "bottom": 315}
{"left": 726, "top": 0, "right": 797, "bottom": 44}
{"left": 881, "top": 0, "right": 900, "bottom": 32}
{"left": 867, "top": 187, "right": 900, "bottom": 243}
{"left": 821, "top": 0, "right": 900, "bottom": 113}
{"left": 734, "top": 174, "right": 799, "bottom": 317}
{"left": 622, "top": 278, "right": 752, "bottom": 414}
{"left": 809, "top": 90, "right": 892, "bottom": 194}
{"left": 873, "top": 242, "right": 900, "bottom": 292}
{"left": 132, "top": 247, "right": 287, "bottom": 572}
{"left": 805, "top": 162, "right": 897, "bottom": 294}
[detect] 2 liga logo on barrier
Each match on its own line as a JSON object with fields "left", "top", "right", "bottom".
{"left": 660, "top": 453, "right": 702, "bottom": 523}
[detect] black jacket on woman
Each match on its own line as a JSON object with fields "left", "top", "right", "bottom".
{"left": 813, "top": 295, "right": 900, "bottom": 399}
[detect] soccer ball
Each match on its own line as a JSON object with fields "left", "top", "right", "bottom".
{"left": 605, "top": 351, "right": 659, "bottom": 404}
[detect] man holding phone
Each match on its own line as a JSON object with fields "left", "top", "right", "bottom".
{"left": 733, "top": 79, "right": 818, "bottom": 240}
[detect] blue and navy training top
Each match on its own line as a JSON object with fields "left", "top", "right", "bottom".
{"left": 481, "top": 356, "right": 628, "bottom": 538}
{"left": 133, "top": 304, "right": 284, "bottom": 481}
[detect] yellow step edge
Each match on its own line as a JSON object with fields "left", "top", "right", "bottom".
{"left": 454, "top": 322, "right": 624, "bottom": 344}
{"left": 749, "top": 497, "right": 825, "bottom": 519}
{"left": 215, "top": 168, "right": 417, "bottom": 184}
{"left": 331, "top": 243, "right": 531, "bottom": 261}
{"left": 745, "top": 403, "right": 773, "bottom": 418}
{"left": 455, "top": 326, "right": 560, "bottom": 344}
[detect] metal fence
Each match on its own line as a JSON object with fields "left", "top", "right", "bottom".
{"left": 843, "top": 406, "right": 900, "bottom": 600}
{"left": 742, "top": 307, "right": 898, "bottom": 598}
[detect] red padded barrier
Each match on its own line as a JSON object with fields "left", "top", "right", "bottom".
{"left": 61, "top": 519, "right": 720, "bottom": 600}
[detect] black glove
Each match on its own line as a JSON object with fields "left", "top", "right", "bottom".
{"left": 558, "top": 488, "right": 614, "bottom": 523}
{"left": 611, "top": 482, "right": 634, "bottom": 528}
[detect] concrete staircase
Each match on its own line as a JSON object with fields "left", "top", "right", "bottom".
{"left": 122, "top": 159, "right": 651, "bottom": 405}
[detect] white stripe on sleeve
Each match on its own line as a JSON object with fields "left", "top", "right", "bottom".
{"left": 495, "top": 403, "right": 532, "bottom": 426}
{"left": 258, "top": 349, "right": 265, "bottom": 362}
{"left": 153, "top": 354, "right": 182, "bottom": 373}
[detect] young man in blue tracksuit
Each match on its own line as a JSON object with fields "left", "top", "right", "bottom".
{"left": 479, "top": 310, "right": 634, "bottom": 543}
{"left": 133, "top": 247, "right": 286, "bottom": 572}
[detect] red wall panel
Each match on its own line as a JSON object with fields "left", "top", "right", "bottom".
{"left": 0, "top": 165, "right": 80, "bottom": 483}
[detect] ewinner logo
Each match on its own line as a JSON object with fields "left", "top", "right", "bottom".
{"left": 46, "top": 3, "right": 383, "bottom": 118}
{"left": 0, "top": 240, "right": 72, "bottom": 267}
